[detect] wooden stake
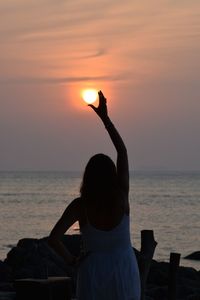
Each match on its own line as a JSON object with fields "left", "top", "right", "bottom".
{"left": 168, "top": 252, "right": 181, "bottom": 300}
{"left": 139, "top": 230, "right": 157, "bottom": 300}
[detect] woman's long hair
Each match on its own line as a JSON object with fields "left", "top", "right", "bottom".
{"left": 80, "top": 154, "right": 118, "bottom": 208}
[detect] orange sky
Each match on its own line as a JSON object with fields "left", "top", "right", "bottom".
{"left": 0, "top": 0, "right": 200, "bottom": 170}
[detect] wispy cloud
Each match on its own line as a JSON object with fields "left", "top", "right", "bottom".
{"left": 0, "top": 74, "right": 126, "bottom": 85}
{"left": 1, "top": 0, "right": 200, "bottom": 84}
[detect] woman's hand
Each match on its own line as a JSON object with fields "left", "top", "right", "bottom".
{"left": 88, "top": 90, "right": 108, "bottom": 121}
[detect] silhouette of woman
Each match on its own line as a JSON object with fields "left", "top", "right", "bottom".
{"left": 49, "top": 91, "right": 141, "bottom": 299}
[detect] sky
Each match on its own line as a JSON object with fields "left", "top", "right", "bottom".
{"left": 0, "top": 0, "right": 200, "bottom": 171}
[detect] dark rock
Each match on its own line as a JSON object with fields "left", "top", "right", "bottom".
{"left": 179, "top": 266, "right": 199, "bottom": 281}
{"left": 60, "top": 234, "right": 82, "bottom": 256}
{"left": 17, "top": 238, "right": 38, "bottom": 251}
{"left": 187, "top": 294, "right": 200, "bottom": 300}
{"left": 0, "top": 261, "right": 13, "bottom": 282}
{"left": 185, "top": 251, "right": 200, "bottom": 261}
{"left": 177, "top": 284, "right": 200, "bottom": 300}
{"left": 147, "top": 261, "right": 168, "bottom": 286}
{"left": 37, "top": 240, "right": 69, "bottom": 271}
{"left": 5, "top": 247, "right": 27, "bottom": 269}
{"left": 0, "top": 282, "right": 14, "bottom": 292}
{"left": 146, "top": 285, "right": 168, "bottom": 300}
{"left": 2, "top": 235, "right": 80, "bottom": 283}
{"left": 0, "top": 291, "right": 16, "bottom": 300}
{"left": 146, "top": 259, "right": 200, "bottom": 299}
{"left": 178, "top": 275, "right": 200, "bottom": 289}
{"left": 1, "top": 234, "right": 200, "bottom": 300}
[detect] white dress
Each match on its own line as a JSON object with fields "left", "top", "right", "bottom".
{"left": 76, "top": 214, "right": 141, "bottom": 300}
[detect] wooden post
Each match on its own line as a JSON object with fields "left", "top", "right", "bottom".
{"left": 139, "top": 230, "right": 157, "bottom": 300}
{"left": 168, "top": 252, "right": 181, "bottom": 300}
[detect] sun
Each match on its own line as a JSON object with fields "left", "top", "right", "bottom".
{"left": 82, "top": 89, "right": 98, "bottom": 104}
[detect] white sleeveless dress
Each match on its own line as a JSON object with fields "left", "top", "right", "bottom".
{"left": 76, "top": 214, "right": 141, "bottom": 300}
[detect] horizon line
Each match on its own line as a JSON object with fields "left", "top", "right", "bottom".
{"left": 0, "top": 169, "right": 200, "bottom": 173}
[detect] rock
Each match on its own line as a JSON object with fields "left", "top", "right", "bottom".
{"left": 146, "top": 260, "right": 200, "bottom": 300}
{"left": 146, "top": 285, "right": 168, "bottom": 300}
{"left": 179, "top": 265, "right": 200, "bottom": 281}
{"left": 60, "top": 234, "right": 82, "bottom": 256}
{"left": 17, "top": 238, "right": 38, "bottom": 251}
{"left": 0, "top": 283, "right": 14, "bottom": 292}
{"left": 3, "top": 235, "right": 81, "bottom": 283}
{"left": 37, "top": 239, "right": 70, "bottom": 272}
{"left": 0, "top": 291, "right": 16, "bottom": 300}
{"left": 147, "top": 261, "right": 168, "bottom": 286}
{"left": 0, "top": 262, "right": 12, "bottom": 282}
{"left": 5, "top": 247, "right": 27, "bottom": 269}
{"left": 177, "top": 284, "right": 199, "bottom": 299}
{"left": 187, "top": 294, "right": 200, "bottom": 300}
{"left": 1, "top": 235, "right": 200, "bottom": 300}
{"left": 184, "top": 251, "right": 200, "bottom": 261}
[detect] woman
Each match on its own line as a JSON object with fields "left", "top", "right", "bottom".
{"left": 48, "top": 91, "right": 141, "bottom": 300}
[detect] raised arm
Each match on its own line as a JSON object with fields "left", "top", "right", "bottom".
{"left": 89, "top": 91, "right": 129, "bottom": 194}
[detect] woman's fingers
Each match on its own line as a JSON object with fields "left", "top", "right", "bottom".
{"left": 98, "top": 90, "right": 107, "bottom": 104}
{"left": 88, "top": 104, "right": 97, "bottom": 112}
{"left": 88, "top": 91, "right": 107, "bottom": 119}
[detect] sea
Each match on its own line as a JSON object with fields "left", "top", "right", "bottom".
{"left": 0, "top": 171, "right": 199, "bottom": 270}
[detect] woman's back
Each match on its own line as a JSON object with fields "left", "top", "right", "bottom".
{"left": 77, "top": 212, "right": 141, "bottom": 300}
{"left": 81, "top": 212, "right": 131, "bottom": 252}
{"left": 79, "top": 188, "right": 128, "bottom": 232}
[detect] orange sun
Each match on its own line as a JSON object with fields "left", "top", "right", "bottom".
{"left": 82, "top": 89, "right": 98, "bottom": 104}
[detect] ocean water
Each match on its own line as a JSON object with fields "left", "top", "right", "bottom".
{"left": 0, "top": 171, "right": 199, "bottom": 270}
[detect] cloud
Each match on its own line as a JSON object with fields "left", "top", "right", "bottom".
{"left": 74, "top": 49, "right": 107, "bottom": 59}
{"left": 0, "top": 74, "right": 126, "bottom": 85}
{"left": 0, "top": 0, "right": 124, "bottom": 41}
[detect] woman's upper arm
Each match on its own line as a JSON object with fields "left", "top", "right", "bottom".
{"left": 117, "top": 149, "right": 129, "bottom": 195}
{"left": 49, "top": 197, "right": 81, "bottom": 240}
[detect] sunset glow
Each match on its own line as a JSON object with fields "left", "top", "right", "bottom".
{"left": 82, "top": 89, "right": 98, "bottom": 104}
{"left": 0, "top": 0, "right": 200, "bottom": 171}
